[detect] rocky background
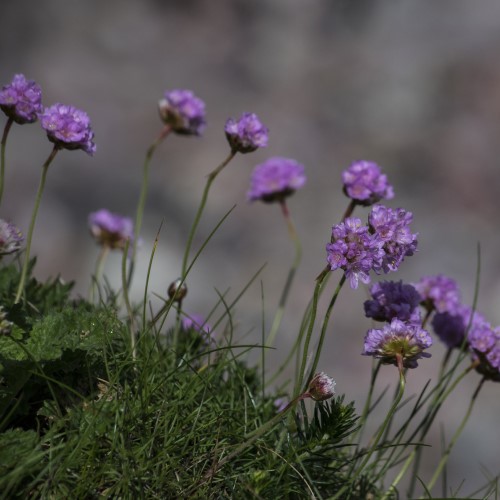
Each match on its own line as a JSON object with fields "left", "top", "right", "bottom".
{"left": 2, "top": 0, "right": 500, "bottom": 493}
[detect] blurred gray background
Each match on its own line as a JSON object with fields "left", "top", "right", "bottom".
{"left": 2, "top": 0, "right": 500, "bottom": 495}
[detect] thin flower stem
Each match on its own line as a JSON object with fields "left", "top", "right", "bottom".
{"left": 89, "top": 245, "right": 110, "bottom": 303}
{"left": 129, "top": 125, "right": 171, "bottom": 287}
{"left": 0, "top": 117, "right": 14, "bottom": 207}
{"left": 265, "top": 200, "right": 302, "bottom": 348}
{"left": 341, "top": 199, "right": 357, "bottom": 222}
{"left": 305, "top": 273, "right": 346, "bottom": 389}
{"left": 121, "top": 238, "right": 137, "bottom": 360}
{"left": 14, "top": 145, "right": 60, "bottom": 304}
{"left": 180, "top": 149, "right": 236, "bottom": 278}
{"left": 425, "top": 376, "right": 486, "bottom": 493}
{"left": 142, "top": 223, "right": 162, "bottom": 332}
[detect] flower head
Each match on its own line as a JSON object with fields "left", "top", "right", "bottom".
{"left": 342, "top": 160, "right": 394, "bottom": 206}
{"left": 362, "top": 318, "right": 432, "bottom": 369}
{"left": 364, "top": 280, "right": 421, "bottom": 324}
{"left": 468, "top": 322, "right": 500, "bottom": 381}
{"left": 368, "top": 205, "right": 418, "bottom": 274}
{"left": 158, "top": 89, "right": 206, "bottom": 136}
{"left": 273, "top": 397, "right": 288, "bottom": 412}
{"left": 326, "top": 217, "right": 384, "bottom": 289}
{"left": 40, "top": 103, "right": 96, "bottom": 155}
{"left": 88, "top": 209, "right": 134, "bottom": 250}
{"left": 0, "top": 74, "right": 42, "bottom": 124}
{"left": 182, "top": 313, "right": 214, "bottom": 346}
{"left": 0, "top": 219, "right": 23, "bottom": 256}
{"left": 225, "top": 112, "right": 269, "bottom": 153}
{"left": 414, "top": 274, "right": 461, "bottom": 314}
{"left": 247, "top": 157, "right": 306, "bottom": 203}
{"left": 306, "top": 372, "right": 336, "bottom": 401}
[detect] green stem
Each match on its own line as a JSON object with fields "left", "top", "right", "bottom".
{"left": 265, "top": 200, "right": 302, "bottom": 347}
{"left": 180, "top": 149, "right": 236, "bottom": 278}
{"left": 14, "top": 145, "right": 60, "bottom": 304}
{"left": 129, "top": 125, "right": 172, "bottom": 287}
{"left": 305, "top": 273, "right": 346, "bottom": 388}
{"left": 0, "top": 117, "right": 14, "bottom": 207}
{"left": 142, "top": 223, "right": 162, "bottom": 332}
{"left": 121, "top": 238, "right": 136, "bottom": 360}
{"left": 425, "top": 376, "right": 485, "bottom": 493}
{"left": 89, "top": 245, "right": 110, "bottom": 303}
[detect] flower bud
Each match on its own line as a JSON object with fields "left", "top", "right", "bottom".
{"left": 168, "top": 278, "right": 188, "bottom": 303}
{"left": 307, "top": 372, "right": 336, "bottom": 401}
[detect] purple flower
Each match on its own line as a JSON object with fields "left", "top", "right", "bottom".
{"left": 0, "top": 219, "right": 23, "bottom": 256}
{"left": 182, "top": 313, "right": 214, "bottom": 345}
{"left": 88, "top": 209, "right": 134, "bottom": 250}
{"left": 368, "top": 205, "right": 418, "bottom": 274}
{"left": 469, "top": 322, "right": 500, "bottom": 381}
{"left": 306, "top": 372, "right": 336, "bottom": 401}
{"left": 362, "top": 318, "right": 432, "bottom": 369}
{"left": 247, "top": 157, "right": 306, "bottom": 203}
{"left": 158, "top": 89, "right": 206, "bottom": 136}
{"left": 273, "top": 397, "right": 288, "bottom": 412}
{"left": 0, "top": 74, "right": 42, "bottom": 124}
{"left": 326, "top": 217, "right": 384, "bottom": 289}
{"left": 40, "top": 103, "right": 96, "bottom": 155}
{"left": 364, "top": 280, "right": 421, "bottom": 324}
{"left": 342, "top": 160, "right": 394, "bottom": 206}
{"left": 414, "top": 274, "right": 461, "bottom": 314}
{"left": 225, "top": 112, "right": 269, "bottom": 154}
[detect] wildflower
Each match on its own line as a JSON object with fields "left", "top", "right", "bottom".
{"left": 182, "top": 313, "right": 214, "bottom": 346}
{"left": 306, "top": 372, "right": 336, "bottom": 401}
{"left": 168, "top": 278, "right": 188, "bottom": 303}
{"left": 0, "top": 74, "right": 42, "bottom": 124}
{"left": 364, "top": 280, "right": 421, "bottom": 324}
{"left": 225, "top": 112, "right": 268, "bottom": 154}
{"left": 468, "top": 322, "right": 500, "bottom": 381}
{"left": 0, "top": 219, "right": 23, "bottom": 256}
{"left": 40, "top": 103, "right": 96, "bottom": 155}
{"left": 414, "top": 274, "right": 461, "bottom": 314}
{"left": 273, "top": 397, "right": 288, "bottom": 412}
{"left": 368, "top": 205, "right": 418, "bottom": 274}
{"left": 326, "top": 217, "right": 383, "bottom": 289}
{"left": 158, "top": 89, "right": 206, "bottom": 136}
{"left": 342, "top": 160, "right": 394, "bottom": 206}
{"left": 88, "top": 209, "right": 134, "bottom": 250}
{"left": 247, "top": 157, "right": 306, "bottom": 203}
{"left": 362, "top": 318, "right": 432, "bottom": 369}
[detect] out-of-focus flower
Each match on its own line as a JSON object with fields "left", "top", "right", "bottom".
{"left": 182, "top": 313, "right": 213, "bottom": 345}
{"left": 342, "top": 160, "right": 394, "bottom": 206}
{"left": 247, "top": 157, "right": 306, "bottom": 203}
{"left": 40, "top": 103, "right": 96, "bottom": 155}
{"left": 0, "top": 219, "right": 23, "bottom": 256}
{"left": 326, "top": 217, "right": 383, "bottom": 289}
{"left": 468, "top": 321, "right": 500, "bottom": 381}
{"left": 362, "top": 318, "right": 432, "bottom": 369}
{"left": 158, "top": 89, "right": 206, "bottom": 136}
{"left": 306, "top": 372, "right": 336, "bottom": 401}
{"left": 364, "top": 280, "right": 421, "bottom": 324}
{"left": 225, "top": 112, "right": 268, "bottom": 154}
{"left": 0, "top": 74, "right": 42, "bottom": 124}
{"left": 368, "top": 205, "right": 418, "bottom": 274}
{"left": 168, "top": 278, "right": 188, "bottom": 303}
{"left": 273, "top": 397, "right": 288, "bottom": 412}
{"left": 414, "top": 274, "right": 461, "bottom": 314}
{"left": 88, "top": 209, "right": 134, "bottom": 250}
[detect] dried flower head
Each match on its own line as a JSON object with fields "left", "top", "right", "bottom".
{"left": 0, "top": 74, "right": 42, "bottom": 124}
{"left": 342, "top": 160, "right": 394, "bottom": 206}
{"left": 247, "top": 157, "right": 306, "bottom": 203}
{"left": 414, "top": 274, "right": 461, "bottom": 314}
{"left": 158, "top": 89, "right": 206, "bottom": 136}
{"left": 364, "top": 280, "right": 421, "bottom": 324}
{"left": 88, "top": 209, "right": 133, "bottom": 250}
{"left": 225, "top": 112, "right": 268, "bottom": 153}
{"left": 0, "top": 219, "right": 23, "bottom": 256}
{"left": 40, "top": 103, "right": 96, "bottom": 155}
{"left": 362, "top": 318, "right": 432, "bottom": 369}
{"left": 306, "top": 372, "right": 336, "bottom": 401}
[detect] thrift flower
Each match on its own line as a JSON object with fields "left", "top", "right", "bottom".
{"left": 0, "top": 219, "right": 23, "bottom": 256}
{"left": 368, "top": 205, "right": 418, "bottom": 274}
{"left": 182, "top": 313, "right": 214, "bottom": 346}
{"left": 306, "top": 372, "right": 336, "bottom": 401}
{"left": 273, "top": 397, "right": 288, "bottom": 412}
{"left": 40, "top": 103, "right": 96, "bottom": 155}
{"left": 88, "top": 209, "right": 134, "bottom": 250}
{"left": 158, "top": 89, "right": 206, "bottom": 136}
{"left": 342, "top": 160, "right": 394, "bottom": 206}
{"left": 468, "top": 322, "right": 500, "bottom": 381}
{"left": 362, "top": 318, "right": 432, "bottom": 369}
{"left": 0, "top": 74, "right": 42, "bottom": 124}
{"left": 247, "top": 157, "right": 306, "bottom": 203}
{"left": 225, "top": 112, "right": 269, "bottom": 153}
{"left": 364, "top": 280, "right": 421, "bottom": 324}
{"left": 414, "top": 274, "right": 461, "bottom": 313}
{"left": 326, "top": 217, "right": 383, "bottom": 289}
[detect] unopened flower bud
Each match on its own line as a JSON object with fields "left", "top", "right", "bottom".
{"left": 168, "top": 278, "right": 188, "bottom": 303}
{"left": 307, "top": 372, "right": 336, "bottom": 401}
